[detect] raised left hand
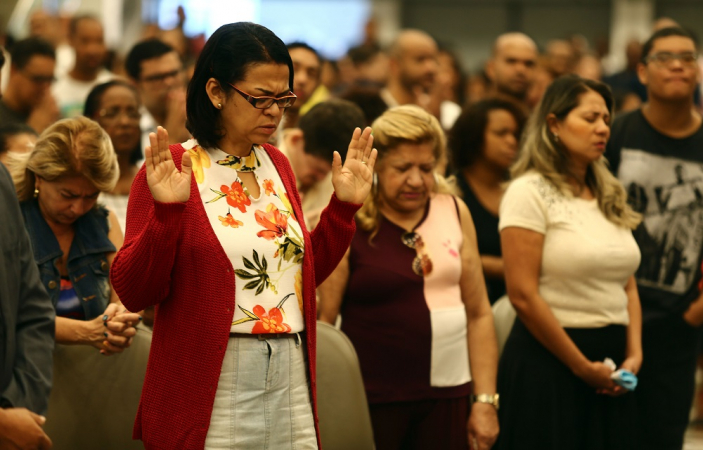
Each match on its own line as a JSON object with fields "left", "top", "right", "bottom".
{"left": 331, "top": 127, "right": 378, "bottom": 204}
{"left": 468, "top": 403, "right": 499, "bottom": 450}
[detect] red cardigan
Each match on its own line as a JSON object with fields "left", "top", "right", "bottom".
{"left": 111, "top": 143, "right": 359, "bottom": 449}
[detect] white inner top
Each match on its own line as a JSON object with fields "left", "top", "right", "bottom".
{"left": 184, "top": 139, "right": 305, "bottom": 334}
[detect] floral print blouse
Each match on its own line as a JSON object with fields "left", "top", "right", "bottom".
{"left": 183, "top": 139, "right": 305, "bottom": 334}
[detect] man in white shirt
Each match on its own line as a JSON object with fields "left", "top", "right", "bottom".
{"left": 51, "top": 15, "right": 112, "bottom": 118}
{"left": 125, "top": 39, "right": 189, "bottom": 149}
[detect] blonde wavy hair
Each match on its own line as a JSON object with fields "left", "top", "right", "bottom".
{"left": 512, "top": 75, "right": 641, "bottom": 229}
{"left": 358, "top": 105, "right": 457, "bottom": 239}
{"left": 10, "top": 116, "right": 118, "bottom": 202}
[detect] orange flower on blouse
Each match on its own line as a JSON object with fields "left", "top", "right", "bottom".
{"left": 218, "top": 212, "right": 243, "bottom": 228}
{"left": 263, "top": 179, "right": 275, "bottom": 196}
{"left": 251, "top": 305, "right": 291, "bottom": 333}
{"left": 221, "top": 181, "right": 251, "bottom": 213}
{"left": 255, "top": 204, "right": 288, "bottom": 240}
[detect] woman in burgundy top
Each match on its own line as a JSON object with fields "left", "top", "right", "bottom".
{"left": 318, "top": 105, "right": 499, "bottom": 450}
{"left": 111, "top": 23, "right": 377, "bottom": 449}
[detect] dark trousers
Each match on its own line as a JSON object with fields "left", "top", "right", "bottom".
{"left": 635, "top": 314, "right": 703, "bottom": 450}
{"left": 369, "top": 397, "right": 469, "bottom": 450}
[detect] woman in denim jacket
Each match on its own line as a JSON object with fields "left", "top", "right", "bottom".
{"left": 8, "top": 116, "right": 140, "bottom": 355}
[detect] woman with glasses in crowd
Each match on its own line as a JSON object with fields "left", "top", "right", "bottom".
{"left": 449, "top": 98, "right": 525, "bottom": 305}
{"left": 110, "top": 22, "right": 376, "bottom": 450}
{"left": 495, "top": 75, "right": 642, "bottom": 450}
{"left": 8, "top": 116, "right": 140, "bottom": 356}
{"left": 84, "top": 80, "right": 142, "bottom": 233}
{"left": 318, "top": 105, "right": 499, "bottom": 450}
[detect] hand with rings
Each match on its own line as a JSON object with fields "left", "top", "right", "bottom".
{"left": 331, "top": 127, "right": 377, "bottom": 204}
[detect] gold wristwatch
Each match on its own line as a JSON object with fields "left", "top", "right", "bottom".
{"left": 471, "top": 393, "right": 500, "bottom": 410}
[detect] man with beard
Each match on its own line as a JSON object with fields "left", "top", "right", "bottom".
{"left": 486, "top": 33, "right": 538, "bottom": 112}
{"left": 381, "top": 29, "right": 460, "bottom": 130}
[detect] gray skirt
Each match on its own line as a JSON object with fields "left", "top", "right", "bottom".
{"left": 205, "top": 333, "right": 318, "bottom": 450}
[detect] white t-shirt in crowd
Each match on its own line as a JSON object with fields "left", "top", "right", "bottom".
{"left": 499, "top": 171, "right": 641, "bottom": 328}
{"left": 52, "top": 69, "right": 113, "bottom": 118}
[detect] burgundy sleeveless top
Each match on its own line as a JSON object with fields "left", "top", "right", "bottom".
{"left": 341, "top": 194, "right": 473, "bottom": 404}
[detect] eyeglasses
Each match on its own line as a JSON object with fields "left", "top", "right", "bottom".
{"left": 140, "top": 69, "right": 182, "bottom": 84}
{"left": 646, "top": 52, "right": 698, "bottom": 68}
{"left": 402, "top": 231, "right": 433, "bottom": 276}
{"left": 228, "top": 83, "right": 297, "bottom": 109}
{"left": 98, "top": 107, "right": 141, "bottom": 123}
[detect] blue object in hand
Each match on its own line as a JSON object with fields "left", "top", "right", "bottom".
{"left": 611, "top": 369, "right": 638, "bottom": 391}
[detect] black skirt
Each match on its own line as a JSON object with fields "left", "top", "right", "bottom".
{"left": 494, "top": 319, "right": 636, "bottom": 450}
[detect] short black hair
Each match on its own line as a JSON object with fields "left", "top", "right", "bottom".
{"left": 286, "top": 41, "right": 321, "bottom": 65}
{"left": 449, "top": 98, "right": 526, "bottom": 171}
{"left": 641, "top": 27, "right": 698, "bottom": 64}
{"left": 10, "top": 37, "right": 55, "bottom": 70}
{"left": 339, "top": 84, "right": 388, "bottom": 126}
{"left": 186, "top": 22, "right": 294, "bottom": 149}
{"left": 84, "top": 79, "right": 139, "bottom": 118}
{"left": 0, "top": 123, "right": 38, "bottom": 155}
{"left": 69, "top": 14, "right": 101, "bottom": 38}
{"left": 347, "top": 44, "right": 381, "bottom": 66}
{"left": 84, "top": 80, "right": 142, "bottom": 165}
{"left": 125, "top": 38, "right": 176, "bottom": 80}
{"left": 298, "top": 99, "right": 365, "bottom": 162}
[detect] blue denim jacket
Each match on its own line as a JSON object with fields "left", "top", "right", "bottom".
{"left": 21, "top": 200, "right": 116, "bottom": 320}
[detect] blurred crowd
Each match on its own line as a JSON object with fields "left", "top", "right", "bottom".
{"left": 2, "top": 6, "right": 703, "bottom": 450}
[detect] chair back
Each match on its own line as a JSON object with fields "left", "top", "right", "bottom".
{"left": 316, "top": 321, "right": 375, "bottom": 450}
{"left": 43, "top": 324, "right": 151, "bottom": 449}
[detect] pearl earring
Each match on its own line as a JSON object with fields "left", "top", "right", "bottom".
{"left": 217, "top": 103, "right": 222, "bottom": 109}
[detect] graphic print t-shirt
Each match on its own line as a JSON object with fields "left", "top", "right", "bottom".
{"left": 606, "top": 109, "right": 703, "bottom": 321}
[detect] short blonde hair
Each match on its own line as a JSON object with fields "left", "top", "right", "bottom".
{"left": 358, "top": 105, "right": 456, "bottom": 239}
{"left": 10, "top": 117, "right": 118, "bottom": 202}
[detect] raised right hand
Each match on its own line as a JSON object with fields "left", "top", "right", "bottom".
{"left": 145, "top": 126, "right": 193, "bottom": 203}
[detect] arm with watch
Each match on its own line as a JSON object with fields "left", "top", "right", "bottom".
{"left": 457, "top": 200, "right": 500, "bottom": 450}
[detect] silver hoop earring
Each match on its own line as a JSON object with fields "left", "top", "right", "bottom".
{"left": 553, "top": 133, "right": 559, "bottom": 143}
{"left": 372, "top": 173, "right": 378, "bottom": 196}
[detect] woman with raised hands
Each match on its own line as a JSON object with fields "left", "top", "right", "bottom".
{"left": 110, "top": 22, "right": 376, "bottom": 450}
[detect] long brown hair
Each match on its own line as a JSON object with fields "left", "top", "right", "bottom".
{"left": 512, "top": 75, "right": 641, "bottom": 229}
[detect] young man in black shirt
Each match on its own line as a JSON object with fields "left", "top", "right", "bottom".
{"left": 606, "top": 27, "right": 703, "bottom": 450}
